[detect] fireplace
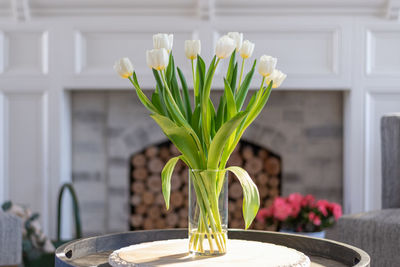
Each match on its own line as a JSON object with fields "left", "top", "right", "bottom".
{"left": 129, "top": 140, "right": 282, "bottom": 231}
{"left": 71, "top": 90, "right": 342, "bottom": 236}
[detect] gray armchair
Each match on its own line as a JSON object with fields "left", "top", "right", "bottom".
{"left": 0, "top": 210, "right": 22, "bottom": 266}
{"left": 327, "top": 114, "right": 400, "bottom": 266}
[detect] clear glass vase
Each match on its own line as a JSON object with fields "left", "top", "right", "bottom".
{"left": 188, "top": 169, "right": 228, "bottom": 256}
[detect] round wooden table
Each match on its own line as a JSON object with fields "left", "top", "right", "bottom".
{"left": 55, "top": 229, "right": 370, "bottom": 267}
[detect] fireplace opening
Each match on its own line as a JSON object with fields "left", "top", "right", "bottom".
{"left": 129, "top": 139, "right": 282, "bottom": 231}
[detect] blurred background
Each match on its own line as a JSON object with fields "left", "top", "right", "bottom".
{"left": 0, "top": 0, "right": 399, "bottom": 241}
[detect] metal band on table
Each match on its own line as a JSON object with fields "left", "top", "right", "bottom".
{"left": 55, "top": 229, "right": 370, "bottom": 267}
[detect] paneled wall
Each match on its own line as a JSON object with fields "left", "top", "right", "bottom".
{"left": 0, "top": 1, "right": 400, "bottom": 237}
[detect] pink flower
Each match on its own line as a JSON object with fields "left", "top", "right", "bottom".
{"left": 256, "top": 207, "right": 272, "bottom": 222}
{"left": 316, "top": 200, "right": 329, "bottom": 216}
{"left": 273, "top": 197, "right": 292, "bottom": 221}
{"left": 301, "top": 194, "right": 315, "bottom": 207}
{"left": 309, "top": 212, "right": 321, "bottom": 226}
{"left": 330, "top": 203, "right": 342, "bottom": 220}
{"left": 291, "top": 204, "right": 301, "bottom": 217}
{"left": 288, "top": 193, "right": 303, "bottom": 205}
{"left": 288, "top": 193, "right": 303, "bottom": 217}
{"left": 313, "top": 216, "right": 321, "bottom": 226}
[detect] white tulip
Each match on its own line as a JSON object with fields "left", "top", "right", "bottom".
{"left": 113, "top": 57, "right": 134, "bottom": 78}
{"left": 266, "top": 69, "right": 287, "bottom": 88}
{"left": 215, "top": 35, "right": 236, "bottom": 59}
{"left": 184, "top": 40, "right": 201, "bottom": 59}
{"left": 153, "top": 33, "right": 173, "bottom": 52}
{"left": 240, "top": 40, "right": 255, "bottom": 59}
{"left": 258, "top": 55, "right": 277, "bottom": 77}
{"left": 227, "top": 32, "right": 243, "bottom": 51}
{"left": 146, "top": 48, "right": 169, "bottom": 71}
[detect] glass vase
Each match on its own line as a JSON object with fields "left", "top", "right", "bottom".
{"left": 188, "top": 169, "right": 228, "bottom": 256}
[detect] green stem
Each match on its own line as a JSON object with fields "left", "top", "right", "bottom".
{"left": 238, "top": 57, "right": 245, "bottom": 90}
{"left": 191, "top": 59, "right": 197, "bottom": 104}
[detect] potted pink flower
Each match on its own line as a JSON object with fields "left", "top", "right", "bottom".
{"left": 256, "top": 193, "right": 342, "bottom": 238}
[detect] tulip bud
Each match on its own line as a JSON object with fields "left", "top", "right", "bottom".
{"left": 258, "top": 55, "right": 277, "bottom": 77}
{"left": 184, "top": 40, "right": 201, "bottom": 59}
{"left": 146, "top": 48, "right": 169, "bottom": 71}
{"left": 153, "top": 33, "right": 173, "bottom": 52}
{"left": 227, "top": 32, "right": 243, "bottom": 51}
{"left": 113, "top": 57, "right": 134, "bottom": 78}
{"left": 240, "top": 40, "right": 255, "bottom": 59}
{"left": 266, "top": 69, "right": 287, "bottom": 88}
{"left": 215, "top": 35, "right": 236, "bottom": 59}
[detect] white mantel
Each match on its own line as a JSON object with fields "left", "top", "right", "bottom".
{"left": 1, "top": 0, "right": 400, "bottom": 238}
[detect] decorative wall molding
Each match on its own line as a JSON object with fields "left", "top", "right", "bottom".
{"left": 0, "top": 30, "right": 48, "bottom": 75}
{"left": 10, "top": 0, "right": 30, "bottom": 21}
{"left": 366, "top": 29, "right": 400, "bottom": 76}
{"left": 0, "top": 0, "right": 392, "bottom": 19}
{"left": 386, "top": 0, "right": 400, "bottom": 20}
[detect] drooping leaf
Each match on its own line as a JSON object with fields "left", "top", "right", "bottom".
{"left": 161, "top": 155, "right": 183, "bottom": 210}
{"left": 207, "top": 111, "right": 247, "bottom": 169}
{"left": 226, "top": 166, "right": 260, "bottom": 229}
{"left": 150, "top": 113, "right": 200, "bottom": 168}
{"left": 128, "top": 75, "right": 157, "bottom": 113}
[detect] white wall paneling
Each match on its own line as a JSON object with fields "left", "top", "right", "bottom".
{"left": 0, "top": 92, "right": 6, "bottom": 203}
{"left": 2, "top": 91, "right": 49, "bottom": 230}
{"left": 214, "top": 18, "right": 352, "bottom": 89}
{"left": 74, "top": 30, "right": 196, "bottom": 78}
{"left": 1, "top": 31, "right": 48, "bottom": 75}
{"left": 365, "top": 91, "right": 400, "bottom": 211}
{"left": 367, "top": 30, "right": 400, "bottom": 76}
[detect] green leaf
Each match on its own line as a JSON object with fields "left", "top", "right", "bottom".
{"left": 226, "top": 166, "right": 260, "bottom": 229}
{"left": 207, "top": 111, "right": 247, "bottom": 169}
{"left": 191, "top": 104, "right": 202, "bottom": 139}
{"left": 165, "top": 53, "right": 174, "bottom": 82}
{"left": 150, "top": 113, "right": 200, "bottom": 168}
{"left": 161, "top": 156, "right": 183, "bottom": 210}
{"left": 226, "top": 50, "right": 236, "bottom": 84}
{"left": 196, "top": 56, "right": 205, "bottom": 105}
{"left": 231, "top": 63, "right": 238, "bottom": 95}
{"left": 223, "top": 78, "right": 237, "bottom": 120}
{"left": 151, "top": 92, "right": 163, "bottom": 114}
{"left": 152, "top": 69, "right": 164, "bottom": 94}
{"left": 215, "top": 95, "right": 225, "bottom": 131}
{"left": 177, "top": 67, "right": 192, "bottom": 121}
{"left": 170, "top": 67, "right": 186, "bottom": 116}
{"left": 208, "top": 99, "right": 216, "bottom": 138}
{"left": 236, "top": 59, "right": 256, "bottom": 111}
{"left": 128, "top": 75, "right": 157, "bottom": 113}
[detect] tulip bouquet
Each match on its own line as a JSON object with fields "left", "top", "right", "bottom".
{"left": 256, "top": 193, "right": 342, "bottom": 233}
{"left": 114, "top": 32, "right": 286, "bottom": 255}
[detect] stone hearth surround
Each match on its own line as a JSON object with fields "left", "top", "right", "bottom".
{"left": 71, "top": 90, "right": 342, "bottom": 235}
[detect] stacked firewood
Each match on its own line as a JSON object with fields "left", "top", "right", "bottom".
{"left": 129, "top": 140, "right": 281, "bottom": 231}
